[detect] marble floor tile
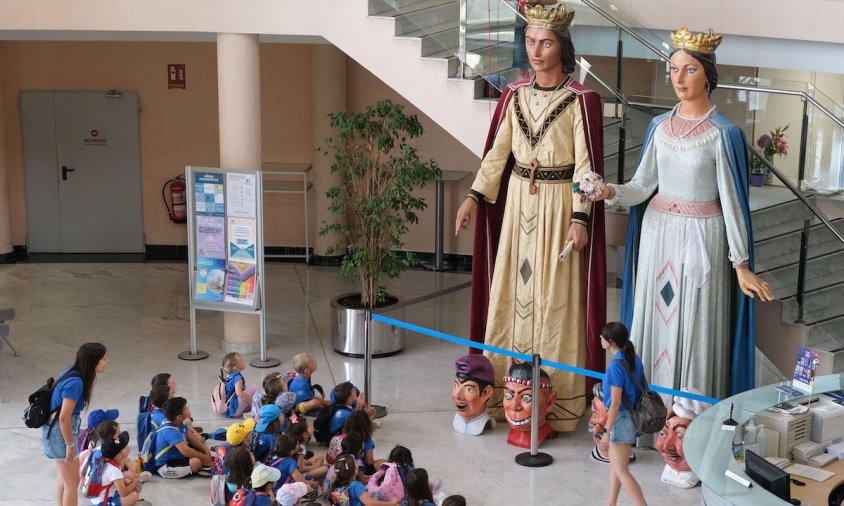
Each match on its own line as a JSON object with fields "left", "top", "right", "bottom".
{"left": 0, "top": 262, "right": 703, "bottom": 505}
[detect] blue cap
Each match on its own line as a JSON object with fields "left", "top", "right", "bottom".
{"left": 256, "top": 404, "right": 282, "bottom": 432}
{"left": 88, "top": 409, "right": 119, "bottom": 429}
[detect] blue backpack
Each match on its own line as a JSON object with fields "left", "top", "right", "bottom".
{"left": 229, "top": 488, "right": 256, "bottom": 506}
{"left": 136, "top": 395, "right": 154, "bottom": 451}
{"left": 80, "top": 449, "right": 118, "bottom": 499}
{"left": 139, "top": 421, "right": 179, "bottom": 472}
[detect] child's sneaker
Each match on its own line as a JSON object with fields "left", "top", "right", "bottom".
{"left": 136, "top": 500, "right": 152, "bottom": 506}
{"left": 135, "top": 482, "right": 143, "bottom": 494}
{"left": 373, "top": 419, "right": 383, "bottom": 429}
{"left": 138, "top": 471, "right": 153, "bottom": 483}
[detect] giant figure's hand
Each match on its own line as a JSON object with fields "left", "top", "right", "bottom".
{"left": 566, "top": 222, "right": 588, "bottom": 251}
{"left": 455, "top": 198, "right": 478, "bottom": 236}
{"left": 589, "top": 185, "right": 614, "bottom": 202}
{"left": 736, "top": 268, "right": 775, "bottom": 301}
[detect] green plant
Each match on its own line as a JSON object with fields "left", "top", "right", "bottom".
{"left": 750, "top": 124, "right": 789, "bottom": 175}
{"left": 320, "top": 100, "right": 441, "bottom": 308}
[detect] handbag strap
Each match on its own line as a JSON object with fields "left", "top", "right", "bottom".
{"left": 611, "top": 358, "right": 648, "bottom": 410}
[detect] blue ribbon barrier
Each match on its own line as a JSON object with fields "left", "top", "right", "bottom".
{"left": 372, "top": 313, "right": 721, "bottom": 406}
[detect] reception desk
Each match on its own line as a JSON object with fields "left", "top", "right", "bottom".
{"left": 684, "top": 374, "right": 844, "bottom": 505}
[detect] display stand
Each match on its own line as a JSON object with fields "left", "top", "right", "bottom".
{"left": 180, "top": 166, "right": 279, "bottom": 368}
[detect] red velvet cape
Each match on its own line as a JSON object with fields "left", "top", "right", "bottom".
{"left": 468, "top": 79, "right": 607, "bottom": 392}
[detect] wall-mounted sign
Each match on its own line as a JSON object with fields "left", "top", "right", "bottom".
{"left": 83, "top": 128, "right": 107, "bottom": 146}
{"left": 168, "top": 64, "right": 186, "bottom": 89}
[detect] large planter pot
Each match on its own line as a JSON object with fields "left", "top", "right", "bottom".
{"left": 330, "top": 293, "right": 404, "bottom": 358}
{"left": 750, "top": 173, "right": 766, "bottom": 187}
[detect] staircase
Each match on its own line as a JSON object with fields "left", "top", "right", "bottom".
{"left": 753, "top": 199, "right": 844, "bottom": 373}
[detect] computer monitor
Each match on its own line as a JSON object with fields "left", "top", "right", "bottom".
{"left": 745, "top": 450, "right": 791, "bottom": 502}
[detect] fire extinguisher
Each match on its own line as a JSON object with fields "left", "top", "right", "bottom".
{"left": 163, "top": 175, "right": 187, "bottom": 223}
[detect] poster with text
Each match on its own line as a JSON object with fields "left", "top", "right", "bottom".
{"left": 793, "top": 347, "right": 820, "bottom": 393}
{"left": 195, "top": 257, "right": 226, "bottom": 302}
{"left": 194, "top": 172, "right": 225, "bottom": 216}
{"left": 228, "top": 217, "right": 256, "bottom": 263}
{"left": 196, "top": 216, "right": 225, "bottom": 260}
{"left": 226, "top": 172, "right": 256, "bottom": 219}
{"left": 224, "top": 260, "right": 257, "bottom": 305}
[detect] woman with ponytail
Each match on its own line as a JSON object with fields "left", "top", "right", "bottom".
{"left": 42, "top": 342, "right": 108, "bottom": 506}
{"left": 599, "top": 322, "right": 647, "bottom": 506}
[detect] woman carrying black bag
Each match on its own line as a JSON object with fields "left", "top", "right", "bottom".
{"left": 42, "top": 342, "right": 108, "bottom": 506}
{"left": 600, "top": 322, "right": 648, "bottom": 506}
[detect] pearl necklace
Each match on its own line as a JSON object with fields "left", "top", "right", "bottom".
{"left": 667, "top": 103, "right": 717, "bottom": 139}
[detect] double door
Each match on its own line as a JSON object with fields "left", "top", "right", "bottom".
{"left": 21, "top": 90, "right": 143, "bottom": 253}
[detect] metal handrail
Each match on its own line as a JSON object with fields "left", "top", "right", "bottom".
{"left": 751, "top": 148, "right": 844, "bottom": 245}
{"left": 581, "top": 0, "right": 844, "bottom": 131}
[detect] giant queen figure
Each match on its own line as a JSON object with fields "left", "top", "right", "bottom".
{"left": 455, "top": 4, "right": 607, "bottom": 433}
{"left": 592, "top": 27, "right": 773, "bottom": 398}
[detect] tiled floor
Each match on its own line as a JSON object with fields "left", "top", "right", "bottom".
{"left": 1, "top": 262, "right": 706, "bottom": 505}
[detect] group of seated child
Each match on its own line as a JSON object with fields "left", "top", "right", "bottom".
{"left": 82, "top": 351, "right": 468, "bottom": 506}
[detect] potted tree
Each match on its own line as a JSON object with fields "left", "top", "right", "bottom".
{"left": 320, "top": 100, "right": 441, "bottom": 357}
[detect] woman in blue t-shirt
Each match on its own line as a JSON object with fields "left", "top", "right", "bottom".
{"left": 43, "top": 342, "right": 108, "bottom": 506}
{"left": 599, "top": 322, "right": 648, "bottom": 506}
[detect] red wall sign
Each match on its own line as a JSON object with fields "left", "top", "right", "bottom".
{"left": 168, "top": 64, "right": 186, "bottom": 89}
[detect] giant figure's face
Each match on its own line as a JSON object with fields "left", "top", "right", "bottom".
{"left": 525, "top": 27, "right": 563, "bottom": 76}
{"left": 503, "top": 378, "right": 555, "bottom": 432}
{"left": 656, "top": 412, "right": 692, "bottom": 472}
{"left": 452, "top": 378, "right": 492, "bottom": 420}
{"left": 670, "top": 49, "right": 708, "bottom": 103}
{"left": 587, "top": 386, "right": 608, "bottom": 448}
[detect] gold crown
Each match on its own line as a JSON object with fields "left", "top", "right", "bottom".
{"left": 670, "top": 26, "right": 723, "bottom": 54}
{"left": 524, "top": 4, "right": 575, "bottom": 31}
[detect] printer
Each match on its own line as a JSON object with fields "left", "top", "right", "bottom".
{"left": 810, "top": 394, "right": 844, "bottom": 446}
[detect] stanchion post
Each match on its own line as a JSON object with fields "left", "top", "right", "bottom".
{"left": 179, "top": 165, "right": 209, "bottom": 361}
{"left": 365, "top": 308, "right": 387, "bottom": 418}
{"left": 515, "top": 354, "right": 553, "bottom": 467}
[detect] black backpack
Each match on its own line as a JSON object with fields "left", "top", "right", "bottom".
{"left": 24, "top": 370, "right": 81, "bottom": 433}
{"left": 313, "top": 404, "right": 352, "bottom": 445}
{"left": 615, "top": 359, "right": 667, "bottom": 434}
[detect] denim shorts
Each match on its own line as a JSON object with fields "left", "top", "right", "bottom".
{"left": 42, "top": 413, "right": 81, "bottom": 461}
{"left": 610, "top": 410, "right": 638, "bottom": 444}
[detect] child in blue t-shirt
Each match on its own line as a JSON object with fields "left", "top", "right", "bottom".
{"left": 221, "top": 353, "right": 259, "bottom": 418}
{"left": 343, "top": 411, "right": 381, "bottom": 475}
{"left": 266, "top": 435, "right": 318, "bottom": 494}
{"left": 326, "top": 454, "right": 399, "bottom": 506}
{"left": 155, "top": 397, "right": 213, "bottom": 479}
{"left": 328, "top": 382, "right": 358, "bottom": 437}
{"left": 404, "top": 468, "right": 436, "bottom": 506}
{"left": 288, "top": 353, "right": 330, "bottom": 414}
{"left": 599, "top": 322, "right": 648, "bottom": 506}
{"left": 251, "top": 463, "right": 281, "bottom": 506}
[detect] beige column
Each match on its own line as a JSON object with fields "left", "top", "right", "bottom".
{"left": 311, "top": 44, "right": 347, "bottom": 258}
{"left": 0, "top": 61, "right": 13, "bottom": 262}
{"left": 218, "top": 33, "right": 261, "bottom": 352}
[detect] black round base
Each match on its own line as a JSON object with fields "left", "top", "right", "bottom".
{"left": 515, "top": 451, "right": 553, "bottom": 467}
{"left": 250, "top": 357, "right": 281, "bottom": 368}
{"left": 333, "top": 348, "right": 403, "bottom": 359}
{"left": 178, "top": 350, "right": 209, "bottom": 361}
{"left": 372, "top": 405, "right": 388, "bottom": 419}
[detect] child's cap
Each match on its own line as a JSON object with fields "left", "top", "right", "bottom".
{"left": 276, "top": 482, "right": 309, "bottom": 506}
{"left": 275, "top": 391, "right": 298, "bottom": 414}
{"left": 255, "top": 404, "right": 282, "bottom": 432}
{"left": 87, "top": 408, "right": 119, "bottom": 429}
{"left": 226, "top": 418, "right": 256, "bottom": 445}
{"left": 101, "top": 431, "right": 129, "bottom": 459}
{"left": 251, "top": 463, "right": 281, "bottom": 489}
